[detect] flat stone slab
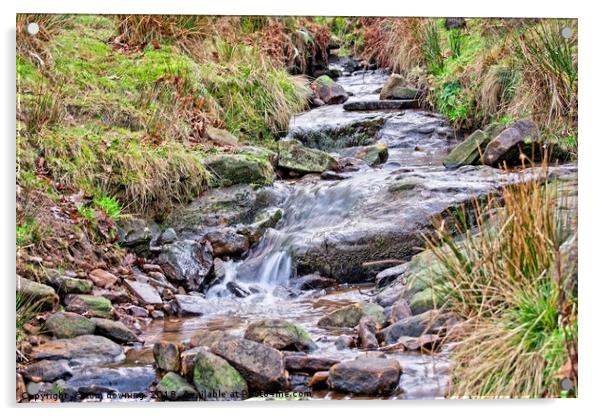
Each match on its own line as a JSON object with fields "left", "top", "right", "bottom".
{"left": 174, "top": 294, "right": 215, "bottom": 315}
{"left": 30, "top": 335, "right": 125, "bottom": 366}
{"left": 124, "top": 280, "right": 162, "bottom": 305}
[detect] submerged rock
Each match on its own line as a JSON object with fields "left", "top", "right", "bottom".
{"left": 312, "top": 75, "right": 349, "bottom": 105}
{"left": 277, "top": 139, "right": 338, "bottom": 174}
{"left": 328, "top": 356, "right": 401, "bottom": 395}
{"left": 211, "top": 337, "right": 288, "bottom": 392}
{"left": 157, "top": 372, "right": 198, "bottom": 401}
{"left": 339, "top": 143, "right": 388, "bottom": 166}
{"left": 343, "top": 99, "right": 419, "bottom": 111}
{"left": 317, "top": 302, "right": 386, "bottom": 328}
{"left": 45, "top": 311, "right": 96, "bottom": 339}
{"left": 158, "top": 240, "right": 213, "bottom": 291}
{"left": 193, "top": 349, "right": 248, "bottom": 400}
{"left": 482, "top": 119, "right": 540, "bottom": 166}
{"left": 244, "top": 319, "right": 316, "bottom": 352}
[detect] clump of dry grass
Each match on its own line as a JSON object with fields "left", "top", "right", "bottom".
{"left": 16, "top": 14, "right": 68, "bottom": 68}
{"left": 426, "top": 164, "right": 577, "bottom": 398}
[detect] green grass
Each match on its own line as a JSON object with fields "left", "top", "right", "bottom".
{"left": 425, "top": 173, "right": 577, "bottom": 398}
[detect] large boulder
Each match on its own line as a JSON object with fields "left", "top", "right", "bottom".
{"left": 277, "top": 139, "right": 338, "bottom": 174}
{"left": 379, "top": 74, "right": 423, "bottom": 100}
{"left": 204, "top": 153, "right": 274, "bottom": 188}
{"left": 64, "top": 294, "right": 113, "bottom": 318}
{"left": 16, "top": 277, "right": 56, "bottom": 309}
{"left": 62, "top": 366, "right": 155, "bottom": 396}
{"left": 317, "top": 302, "right": 386, "bottom": 328}
{"left": 205, "top": 125, "right": 239, "bottom": 147}
{"left": 193, "top": 349, "right": 248, "bottom": 400}
{"left": 312, "top": 75, "right": 349, "bottom": 105}
{"left": 156, "top": 372, "right": 198, "bottom": 401}
{"left": 116, "top": 217, "right": 159, "bottom": 255}
{"left": 482, "top": 119, "right": 540, "bottom": 166}
{"left": 45, "top": 312, "right": 96, "bottom": 339}
{"left": 328, "top": 356, "right": 401, "bottom": 395}
{"left": 443, "top": 123, "right": 505, "bottom": 169}
{"left": 244, "top": 319, "right": 316, "bottom": 352}
{"left": 30, "top": 335, "right": 124, "bottom": 366}
{"left": 211, "top": 337, "right": 288, "bottom": 392}
{"left": 158, "top": 240, "right": 213, "bottom": 291}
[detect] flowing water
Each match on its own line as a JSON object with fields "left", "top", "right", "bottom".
{"left": 120, "top": 69, "right": 576, "bottom": 400}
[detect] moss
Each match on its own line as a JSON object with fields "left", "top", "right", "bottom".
{"left": 193, "top": 350, "right": 248, "bottom": 399}
{"left": 156, "top": 372, "right": 198, "bottom": 401}
{"left": 204, "top": 153, "right": 274, "bottom": 188}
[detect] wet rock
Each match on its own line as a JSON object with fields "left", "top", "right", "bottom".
{"left": 31, "top": 335, "right": 124, "bottom": 366}
{"left": 378, "top": 310, "right": 453, "bottom": 345}
{"left": 157, "top": 371, "right": 198, "bottom": 401}
{"left": 339, "top": 143, "right": 388, "bottom": 166}
{"left": 335, "top": 334, "right": 356, "bottom": 350}
{"left": 123, "top": 304, "right": 149, "bottom": 318}
{"left": 44, "top": 270, "right": 94, "bottom": 294}
{"left": 312, "top": 75, "right": 349, "bottom": 105}
{"left": 482, "top": 119, "right": 540, "bottom": 166}
{"left": 157, "top": 227, "right": 177, "bottom": 245}
{"left": 443, "top": 123, "right": 505, "bottom": 169}
{"left": 88, "top": 269, "right": 118, "bottom": 288}
{"left": 124, "top": 280, "right": 163, "bottom": 305}
{"left": 205, "top": 125, "right": 239, "bottom": 147}
{"left": 293, "top": 274, "right": 337, "bottom": 290}
{"left": 203, "top": 228, "right": 249, "bottom": 257}
{"left": 379, "top": 75, "right": 423, "bottom": 100}
{"left": 375, "top": 263, "right": 408, "bottom": 288}
{"left": 63, "top": 366, "right": 155, "bottom": 395}
{"left": 205, "top": 152, "right": 274, "bottom": 187}
{"left": 17, "top": 277, "right": 56, "bottom": 309}
{"left": 317, "top": 302, "right": 386, "bottom": 328}
{"left": 245, "top": 319, "right": 316, "bottom": 352}
{"left": 193, "top": 349, "right": 248, "bottom": 400}
{"left": 343, "top": 100, "right": 419, "bottom": 111}
{"left": 64, "top": 294, "right": 112, "bottom": 318}
{"left": 390, "top": 299, "right": 412, "bottom": 323}
{"left": 45, "top": 311, "right": 96, "bottom": 339}
{"left": 174, "top": 294, "right": 214, "bottom": 315}
{"left": 158, "top": 240, "right": 213, "bottom": 291}
{"left": 22, "top": 359, "right": 72, "bottom": 382}
{"left": 328, "top": 356, "right": 401, "bottom": 395}
{"left": 309, "top": 371, "right": 330, "bottom": 389}
{"left": 189, "top": 330, "right": 231, "bottom": 350}
{"left": 320, "top": 170, "right": 351, "bottom": 180}
{"left": 283, "top": 353, "right": 339, "bottom": 372}
{"left": 117, "top": 217, "right": 158, "bottom": 255}
{"left": 395, "top": 334, "right": 440, "bottom": 351}
{"left": 211, "top": 337, "right": 288, "bottom": 392}
{"left": 357, "top": 317, "right": 379, "bottom": 350}
{"left": 226, "top": 281, "right": 251, "bottom": 298}
{"left": 91, "top": 318, "right": 139, "bottom": 343}
{"left": 153, "top": 341, "right": 181, "bottom": 372}
{"left": 277, "top": 139, "right": 338, "bottom": 174}
{"left": 237, "top": 207, "right": 283, "bottom": 244}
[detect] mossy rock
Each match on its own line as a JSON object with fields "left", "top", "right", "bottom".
{"left": 277, "top": 139, "right": 338, "bottom": 174}
{"left": 45, "top": 312, "right": 96, "bottom": 339}
{"left": 64, "top": 294, "right": 113, "bottom": 318}
{"left": 205, "top": 153, "right": 274, "bottom": 188}
{"left": 409, "top": 288, "right": 437, "bottom": 314}
{"left": 314, "top": 75, "right": 336, "bottom": 87}
{"left": 244, "top": 319, "right": 316, "bottom": 352}
{"left": 443, "top": 123, "right": 505, "bottom": 169}
{"left": 44, "top": 270, "right": 94, "bottom": 294}
{"left": 379, "top": 74, "right": 423, "bottom": 100}
{"left": 17, "top": 277, "right": 56, "bottom": 310}
{"left": 193, "top": 349, "right": 248, "bottom": 401}
{"left": 317, "top": 302, "right": 386, "bottom": 328}
{"left": 156, "top": 372, "right": 198, "bottom": 401}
